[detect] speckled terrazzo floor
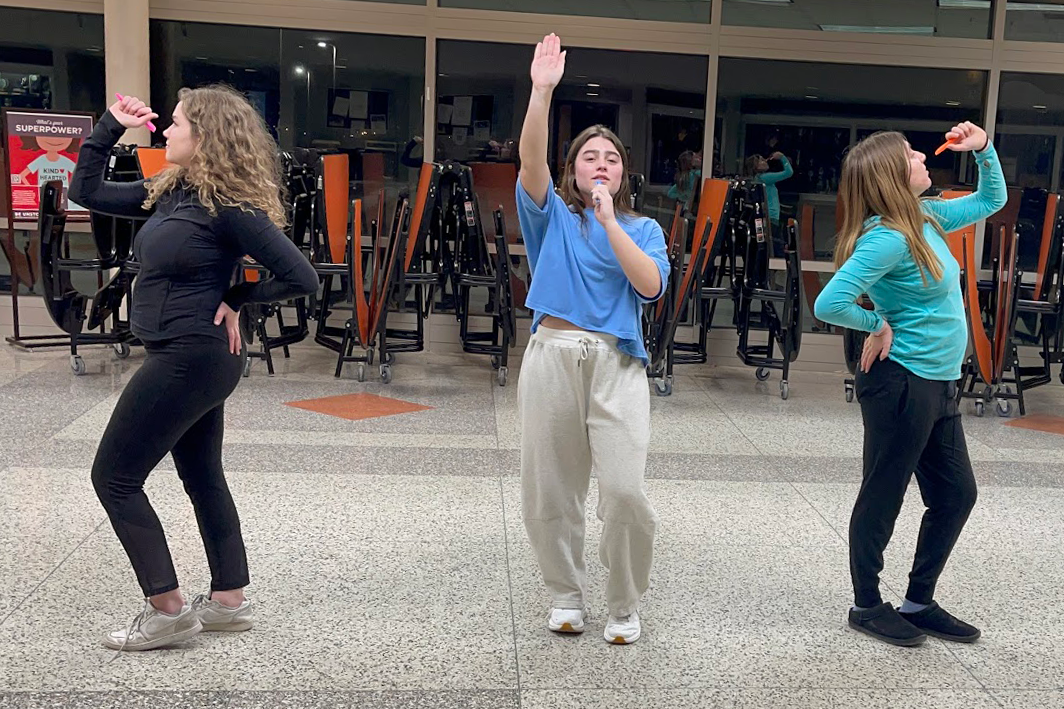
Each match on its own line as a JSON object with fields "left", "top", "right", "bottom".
{"left": 1, "top": 340, "right": 1063, "bottom": 709}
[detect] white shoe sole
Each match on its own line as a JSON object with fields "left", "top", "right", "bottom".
{"left": 547, "top": 610, "right": 587, "bottom": 634}
{"left": 102, "top": 621, "right": 202, "bottom": 651}
{"left": 605, "top": 628, "right": 641, "bottom": 645}
{"left": 200, "top": 619, "right": 253, "bottom": 632}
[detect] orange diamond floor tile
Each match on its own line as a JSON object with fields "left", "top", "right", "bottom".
{"left": 285, "top": 392, "right": 433, "bottom": 422}
{"left": 1004, "top": 414, "right": 1064, "bottom": 436}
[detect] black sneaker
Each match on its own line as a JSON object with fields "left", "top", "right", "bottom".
{"left": 898, "top": 602, "right": 981, "bottom": 643}
{"left": 848, "top": 602, "right": 927, "bottom": 647}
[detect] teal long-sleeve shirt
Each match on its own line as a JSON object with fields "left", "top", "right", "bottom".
{"left": 760, "top": 156, "right": 793, "bottom": 222}
{"left": 813, "top": 142, "right": 1007, "bottom": 381}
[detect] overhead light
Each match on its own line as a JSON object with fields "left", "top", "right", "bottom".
{"left": 317, "top": 41, "right": 328, "bottom": 48}
{"left": 195, "top": 56, "right": 208, "bottom": 60}
{"left": 937, "top": 0, "right": 990, "bottom": 8}
{"left": 1033, "top": 104, "right": 1048, "bottom": 109}
{"left": 438, "top": 72, "right": 448, "bottom": 77}
{"left": 820, "top": 24, "right": 936, "bottom": 34}
{"left": 587, "top": 83, "right": 600, "bottom": 87}
{"left": 946, "top": 100, "right": 961, "bottom": 106}
{"left": 587, "top": 92, "right": 600, "bottom": 96}
{"left": 294, "top": 65, "right": 306, "bottom": 75}
{"left": 805, "top": 95, "right": 818, "bottom": 99}
{"left": 245, "top": 68, "right": 257, "bottom": 73}
{"left": 730, "top": 0, "right": 792, "bottom": 4}
{"left": 336, "top": 65, "right": 347, "bottom": 69}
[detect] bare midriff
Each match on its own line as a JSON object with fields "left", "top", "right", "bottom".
{"left": 539, "top": 315, "right": 583, "bottom": 331}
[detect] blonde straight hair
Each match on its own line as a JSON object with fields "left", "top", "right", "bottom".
{"left": 834, "top": 131, "right": 945, "bottom": 283}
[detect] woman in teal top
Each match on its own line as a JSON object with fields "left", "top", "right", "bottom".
{"left": 746, "top": 151, "right": 793, "bottom": 254}
{"left": 667, "top": 150, "right": 702, "bottom": 212}
{"left": 814, "top": 122, "right": 1006, "bottom": 648}
{"left": 515, "top": 33, "right": 670, "bottom": 647}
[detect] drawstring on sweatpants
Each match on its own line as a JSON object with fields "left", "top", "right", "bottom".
{"left": 578, "top": 338, "right": 591, "bottom": 366}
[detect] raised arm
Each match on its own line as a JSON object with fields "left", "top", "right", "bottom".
{"left": 68, "top": 96, "right": 158, "bottom": 217}
{"left": 519, "top": 34, "right": 565, "bottom": 209}
{"left": 923, "top": 121, "right": 1007, "bottom": 233}
{"left": 760, "top": 153, "right": 793, "bottom": 185}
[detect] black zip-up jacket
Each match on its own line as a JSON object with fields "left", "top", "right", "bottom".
{"left": 69, "top": 110, "right": 318, "bottom": 343}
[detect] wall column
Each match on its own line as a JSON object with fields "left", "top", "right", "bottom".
{"left": 104, "top": 0, "right": 150, "bottom": 145}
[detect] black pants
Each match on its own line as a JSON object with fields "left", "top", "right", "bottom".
{"left": 851, "top": 358, "right": 978, "bottom": 608}
{"left": 92, "top": 335, "right": 247, "bottom": 597}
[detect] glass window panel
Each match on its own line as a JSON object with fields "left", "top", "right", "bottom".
{"left": 151, "top": 20, "right": 425, "bottom": 235}
{"left": 997, "top": 72, "right": 1064, "bottom": 191}
{"left": 0, "top": 7, "right": 105, "bottom": 292}
{"left": 1005, "top": 0, "right": 1064, "bottom": 42}
{"left": 436, "top": 39, "right": 708, "bottom": 316}
{"left": 0, "top": 7, "right": 105, "bottom": 114}
{"left": 438, "top": 0, "right": 711, "bottom": 23}
{"left": 150, "top": 20, "right": 282, "bottom": 140}
{"left": 722, "top": 0, "right": 991, "bottom": 39}
{"left": 988, "top": 71, "right": 1064, "bottom": 269}
{"left": 717, "top": 58, "right": 987, "bottom": 262}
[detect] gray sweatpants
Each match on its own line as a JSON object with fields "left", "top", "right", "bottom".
{"left": 518, "top": 326, "right": 657, "bottom": 617}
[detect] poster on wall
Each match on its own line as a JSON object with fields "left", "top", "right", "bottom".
{"left": 3, "top": 109, "right": 94, "bottom": 223}
{"left": 326, "top": 89, "right": 387, "bottom": 133}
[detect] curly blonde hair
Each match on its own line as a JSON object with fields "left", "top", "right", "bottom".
{"left": 144, "top": 85, "right": 286, "bottom": 227}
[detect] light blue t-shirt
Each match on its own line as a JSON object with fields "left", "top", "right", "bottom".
{"left": 516, "top": 179, "right": 670, "bottom": 365}
{"left": 814, "top": 142, "right": 1007, "bottom": 381}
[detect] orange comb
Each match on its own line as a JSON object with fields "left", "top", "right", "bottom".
{"left": 935, "top": 137, "right": 959, "bottom": 156}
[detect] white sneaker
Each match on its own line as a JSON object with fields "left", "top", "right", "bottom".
{"left": 547, "top": 608, "right": 587, "bottom": 634}
{"left": 604, "top": 611, "right": 641, "bottom": 645}
{"left": 191, "top": 593, "right": 254, "bottom": 631}
{"left": 103, "top": 599, "right": 202, "bottom": 651}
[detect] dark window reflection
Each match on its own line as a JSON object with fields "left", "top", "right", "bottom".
{"left": 987, "top": 71, "right": 1064, "bottom": 269}
{"left": 434, "top": 40, "right": 707, "bottom": 317}
{"left": 151, "top": 20, "right": 425, "bottom": 233}
{"left": 0, "top": 8, "right": 105, "bottom": 114}
{"left": 1005, "top": 0, "right": 1064, "bottom": 43}
{"left": 150, "top": 21, "right": 281, "bottom": 139}
{"left": 436, "top": 40, "right": 708, "bottom": 233}
{"left": 722, "top": 0, "right": 990, "bottom": 39}
{"left": 718, "top": 58, "right": 986, "bottom": 262}
{"left": 438, "top": 0, "right": 710, "bottom": 23}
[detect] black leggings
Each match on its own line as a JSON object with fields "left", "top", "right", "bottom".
{"left": 92, "top": 335, "right": 247, "bottom": 597}
{"left": 851, "top": 358, "right": 978, "bottom": 608}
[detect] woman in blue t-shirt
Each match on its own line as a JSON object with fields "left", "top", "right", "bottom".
{"left": 814, "top": 123, "right": 1006, "bottom": 648}
{"left": 515, "top": 33, "right": 670, "bottom": 646}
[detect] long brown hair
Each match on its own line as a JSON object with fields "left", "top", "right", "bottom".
{"left": 144, "top": 85, "right": 286, "bottom": 227}
{"left": 744, "top": 154, "right": 764, "bottom": 177}
{"left": 834, "top": 131, "right": 944, "bottom": 283}
{"left": 674, "top": 150, "right": 696, "bottom": 189}
{"left": 558, "top": 124, "right": 638, "bottom": 225}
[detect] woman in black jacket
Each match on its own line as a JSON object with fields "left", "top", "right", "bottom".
{"left": 70, "top": 87, "right": 318, "bottom": 651}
